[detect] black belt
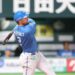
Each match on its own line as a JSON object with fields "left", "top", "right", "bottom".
{"left": 31, "top": 52, "right": 37, "bottom": 55}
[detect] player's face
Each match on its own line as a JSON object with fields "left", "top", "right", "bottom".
{"left": 18, "top": 18, "right": 28, "bottom": 25}
{"left": 5, "top": 50, "right": 11, "bottom": 57}
{"left": 64, "top": 43, "right": 69, "bottom": 50}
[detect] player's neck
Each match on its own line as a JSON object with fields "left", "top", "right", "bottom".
{"left": 18, "top": 24, "right": 23, "bottom": 26}
{"left": 18, "top": 22, "right": 23, "bottom": 26}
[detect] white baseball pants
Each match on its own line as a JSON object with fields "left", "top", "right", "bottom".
{"left": 19, "top": 52, "right": 56, "bottom": 75}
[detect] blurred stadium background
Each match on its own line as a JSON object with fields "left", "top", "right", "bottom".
{"left": 0, "top": 0, "right": 75, "bottom": 75}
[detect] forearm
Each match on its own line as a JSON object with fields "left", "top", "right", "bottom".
{"left": 28, "top": 18, "right": 36, "bottom": 27}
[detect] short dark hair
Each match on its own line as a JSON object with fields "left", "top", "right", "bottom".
{"left": 63, "top": 41, "right": 70, "bottom": 46}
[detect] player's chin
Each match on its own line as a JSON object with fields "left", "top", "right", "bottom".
{"left": 23, "top": 22, "right": 28, "bottom": 25}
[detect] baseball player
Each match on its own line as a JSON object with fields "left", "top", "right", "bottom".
{"left": 3, "top": 11, "right": 56, "bottom": 75}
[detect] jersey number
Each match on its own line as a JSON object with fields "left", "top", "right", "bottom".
{"left": 17, "top": 37, "right": 22, "bottom": 46}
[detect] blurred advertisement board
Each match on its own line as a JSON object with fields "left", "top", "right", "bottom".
{"left": 36, "top": 25, "right": 54, "bottom": 37}
{"left": 58, "top": 35, "right": 74, "bottom": 42}
{"left": 67, "top": 58, "right": 75, "bottom": 72}
{"left": 0, "top": 0, "right": 75, "bottom": 18}
{"left": 0, "top": 58, "right": 22, "bottom": 73}
{"left": 0, "top": 58, "right": 75, "bottom": 73}
{"left": 0, "top": 58, "right": 67, "bottom": 73}
{"left": 49, "top": 58, "right": 66, "bottom": 72}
